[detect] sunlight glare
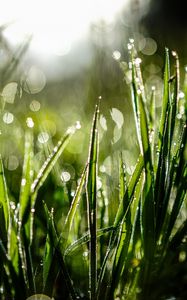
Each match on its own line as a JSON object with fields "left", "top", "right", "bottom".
{"left": 1, "top": 0, "right": 127, "bottom": 56}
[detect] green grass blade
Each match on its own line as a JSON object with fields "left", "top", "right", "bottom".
{"left": 64, "top": 226, "right": 114, "bottom": 257}
{"left": 19, "top": 130, "right": 33, "bottom": 224}
{"left": 31, "top": 124, "right": 78, "bottom": 196}
{"left": 97, "top": 154, "right": 143, "bottom": 297}
{"left": 114, "top": 154, "right": 144, "bottom": 227}
{"left": 139, "top": 95, "right": 155, "bottom": 261}
{"left": 0, "top": 155, "right": 10, "bottom": 241}
{"left": 43, "top": 203, "right": 78, "bottom": 299}
{"left": 86, "top": 102, "right": 100, "bottom": 300}
{"left": 64, "top": 165, "right": 87, "bottom": 239}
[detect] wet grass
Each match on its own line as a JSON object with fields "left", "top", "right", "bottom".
{"left": 0, "top": 45, "right": 187, "bottom": 300}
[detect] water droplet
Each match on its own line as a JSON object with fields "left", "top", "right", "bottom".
{"left": 31, "top": 208, "right": 35, "bottom": 213}
{"left": 172, "top": 50, "right": 177, "bottom": 57}
{"left": 61, "top": 171, "right": 71, "bottom": 182}
{"left": 26, "top": 117, "right": 34, "bottom": 128}
{"left": 152, "top": 86, "right": 155, "bottom": 91}
{"left": 127, "top": 43, "right": 132, "bottom": 50}
{"left": 179, "top": 91, "right": 185, "bottom": 99}
{"left": 75, "top": 121, "right": 81, "bottom": 129}
{"left": 112, "top": 50, "right": 121, "bottom": 60}
{"left": 21, "top": 178, "right": 26, "bottom": 186}
{"left": 129, "top": 38, "right": 134, "bottom": 44}
{"left": 135, "top": 57, "right": 142, "bottom": 66}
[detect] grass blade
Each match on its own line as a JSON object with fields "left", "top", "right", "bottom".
{"left": 86, "top": 102, "right": 100, "bottom": 300}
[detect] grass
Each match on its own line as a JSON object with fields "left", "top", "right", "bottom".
{"left": 0, "top": 43, "right": 187, "bottom": 300}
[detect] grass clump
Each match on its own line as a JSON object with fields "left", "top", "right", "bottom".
{"left": 0, "top": 45, "right": 187, "bottom": 300}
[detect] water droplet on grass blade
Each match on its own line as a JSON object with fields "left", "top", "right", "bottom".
{"left": 21, "top": 178, "right": 27, "bottom": 186}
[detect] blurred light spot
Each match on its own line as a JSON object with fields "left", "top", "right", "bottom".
{"left": 179, "top": 91, "right": 185, "bottom": 99}
{"left": 145, "top": 64, "right": 161, "bottom": 74}
{"left": 112, "top": 126, "right": 122, "bottom": 144}
{"left": 30, "top": 100, "right": 41, "bottom": 111}
{"left": 24, "top": 66, "right": 46, "bottom": 94}
{"left": 110, "top": 108, "right": 124, "bottom": 129}
{"left": 179, "top": 251, "right": 186, "bottom": 262}
{"left": 99, "top": 165, "right": 106, "bottom": 173}
{"left": 26, "top": 117, "right": 34, "bottom": 128}
{"left": 83, "top": 251, "right": 88, "bottom": 258}
{"left": 5, "top": 155, "right": 19, "bottom": 171}
{"left": 26, "top": 295, "right": 52, "bottom": 300}
{"left": 103, "top": 156, "right": 112, "bottom": 175}
{"left": 38, "top": 132, "right": 49, "bottom": 144}
{"left": 125, "top": 70, "right": 132, "bottom": 84}
{"left": 3, "top": 112, "right": 14, "bottom": 124}
{"left": 97, "top": 176, "right": 102, "bottom": 190}
{"left": 139, "top": 38, "right": 157, "bottom": 56}
{"left": 112, "top": 50, "right": 121, "bottom": 60}
{"left": 2, "top": 82, "right": 18, "bottom": 104}
{"left": 127, "top": 165, "right": 135, "bottom": 175}
{"left": 100, "top": 115, "right": 107, "bottom": 131}
{"left": 61, "top": 171, "right": 71, "bottom": 182}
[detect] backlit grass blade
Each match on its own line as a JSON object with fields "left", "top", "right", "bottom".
{"left": 0, "top": 155, "right": 10, "bottom": 241}
{"left": 86, "top": 102, "right": 99, "bottom": 300}
{"left": 64, "top": 165, "right": 87, "bottom": 238}
{"left": 19, "top": 130, "right": 33, "bottom": 224}
{"left": 31, "top": 125, "right": 78, "bottom": 196}
{"left": 29, "top": 125, "right": 78, "bottom": 242}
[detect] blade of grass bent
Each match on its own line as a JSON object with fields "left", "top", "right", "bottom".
{"left": 86, "top": 103, "right": 99, "bottom": 300}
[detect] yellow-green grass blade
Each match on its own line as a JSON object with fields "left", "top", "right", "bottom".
{"left": 86, "top": 102, "right": 99, "bottom": 300}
